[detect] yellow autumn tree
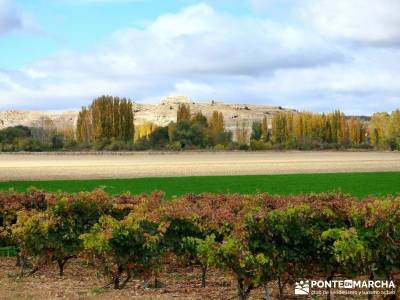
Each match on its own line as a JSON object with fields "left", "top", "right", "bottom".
{"left": 209, "top": 111, "right": 225, "bottom": 138}
{"left": 261, "top": 116, "right": 269, "bottom": 142}
{"left": 369, "top": 113, "right": 390, "bottom": 149}
{"left": 177, "top": 104, "right": 191, "bottom": 122}
{"left": 134, "top": 122, "right": 158, "bottom": 141}
{"left": 235, "top": 120, "right": 249, "bottom": 145}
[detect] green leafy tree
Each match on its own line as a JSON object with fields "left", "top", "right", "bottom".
{"left": 172, "top": 121, "right": 204, "bottom": 149}
{"left": 250, "top": 121, "right": 262, "bottom": 141}
{"left": 191, "top": 112, "right": 208, "bottom": 127}
{"left": 148, "top": 127, "right": 169, "bottom": 149}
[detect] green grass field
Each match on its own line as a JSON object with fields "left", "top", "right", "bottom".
{"left": 0, "top": 172, "right": 399, "bottom": 198}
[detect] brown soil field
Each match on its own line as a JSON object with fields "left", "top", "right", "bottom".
{"left": 0, "top": 151, "right": 400, "bottom": 181}
{"left": 0, "top": 257, "right": 275, "bottom": 300}
{"left": 0, "top": 257, "right": 384, "bottom": 300}
{"left": 1, "top": 151, "right": 400, "bottom": 181}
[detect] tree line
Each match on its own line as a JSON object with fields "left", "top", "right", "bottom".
{"left": 0, "top": 189, "right": 398, "bottom": 299}
{"left": 0, "top": 121, "right": 74, "bottom": 152}
{"left": 260, "top": 110, "right": 400, "bottom": 150}
{"left": 77, "top": 96, "right": 233, "bottom": 150}
{"left": 134, "top": 103, "right": 233, "bottom": 150}
{"left": 1, "top": 95, "right": 399, "bottom": 151}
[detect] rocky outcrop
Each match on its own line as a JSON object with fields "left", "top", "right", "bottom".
{"left": 0, "top": 96, "right": 295, "bottom": 138}
{"left": 132, "top": 97, "right": 295, "bottom": 135}
{"left": 0, "top": 110, "right": 78, "bottom": 132}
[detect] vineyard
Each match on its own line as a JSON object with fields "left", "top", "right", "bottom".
{"left": 0, "top": 189, "right": 399, "bottom": 299}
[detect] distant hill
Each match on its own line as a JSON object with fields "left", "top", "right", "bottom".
{"left": 0, "top": 96, "right": 295, "bottom": 136}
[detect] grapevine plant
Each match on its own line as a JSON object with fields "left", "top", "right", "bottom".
{"left": 0, "top": 190, "right": 398, "bottom": 300}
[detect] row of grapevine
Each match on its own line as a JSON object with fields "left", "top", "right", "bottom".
{"left": 0, "top": 189, "right": 399, "bottom": 299}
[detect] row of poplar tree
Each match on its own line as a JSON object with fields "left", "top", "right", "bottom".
{"left": 266, "top": 110, "right": 400, "bottom": 150}
{"left": 73, "top": 95, "right": 400, "bottom": 151}
{"left": 76, "top": 96, "right": 134, "bottom": 145}
{"left": 75, "top": 96, "right": 233, "bottom": 150}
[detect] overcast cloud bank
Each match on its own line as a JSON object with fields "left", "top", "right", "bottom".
{"left": 0, "top": 0, "right": 399, "bottom": 115}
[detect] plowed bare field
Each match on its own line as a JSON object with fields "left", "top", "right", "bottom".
{"left": 1, "top": 151, "right": 399, "bottom": 181}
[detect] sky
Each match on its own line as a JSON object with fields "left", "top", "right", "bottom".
{"left": 0, "top": 0, "right": 399, "bottom": 115}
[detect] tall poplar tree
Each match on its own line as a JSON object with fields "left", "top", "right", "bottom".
{"left": 76, "top": 96, "right": 134, "bottom": 144}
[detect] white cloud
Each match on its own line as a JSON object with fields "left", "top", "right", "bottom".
{"left": 0, "top": 2, "right": 399, "bottom": 114}
{"left": 302, "top": 0, "right": 400, "bottom": 46}
{"left": 23, "top": 3, "right": 343, "bottom": 79}
{"left": 0, "top": 0, "right": 39, "bottom": 35}
{"left": 0, "top": 4, "right": 343, "bottom": 109}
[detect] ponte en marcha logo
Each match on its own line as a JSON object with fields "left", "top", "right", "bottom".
{"left": 295, "top": 279, "right": 396, "bottom": 296}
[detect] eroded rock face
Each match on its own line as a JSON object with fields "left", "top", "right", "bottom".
{"left": 0, "top": 110, "right": 78, "bottom": 132}
{"left": 0, "top": 96, "right": 295, "bottom": 140}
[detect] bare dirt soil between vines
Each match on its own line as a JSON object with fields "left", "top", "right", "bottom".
{"left": 0, "top": 258, "right": 379, "bottom": 300}
{"left": 0, "top": 257, "right": 273, "bottom": 300}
